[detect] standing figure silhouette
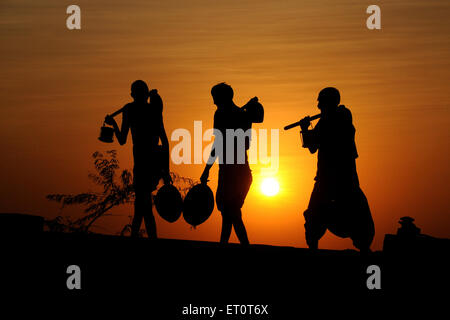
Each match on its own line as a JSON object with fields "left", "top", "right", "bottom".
{"left": 104, "top": 80, "right": 171, "bottom": 238}
{"left": 300, "top": 87, "right": 374, "bottom": 252}
{"left": 200, "top": 83, "right": 253, "bottom": 245}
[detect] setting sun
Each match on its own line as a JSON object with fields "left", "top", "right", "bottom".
{"left": 261, "top": 178, "right": 280, "bottom": 197}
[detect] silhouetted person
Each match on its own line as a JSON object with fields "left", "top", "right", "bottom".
{"left": 105, "top": 80, "right": 171, "bottom": 238}
{"left": 200, "top": 83, "right": 253, "bottom": 245}
{"left": 300, "top": 87, "right": 374, "bottom": 252}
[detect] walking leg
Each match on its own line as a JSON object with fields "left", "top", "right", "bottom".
{"left": 304, "top": 209, "right": 327, "bottom": 250}
{"left": 143, "top": 194, "right": 157, "bottom": 239}
{"left": 220, "top": 212, "right": 232, "bottom": 244}
{"left": 231, "top": 209, "right": 249, "bottom": 245}
{"left": 131, "top": 193, "right": 144, "bottom": 237}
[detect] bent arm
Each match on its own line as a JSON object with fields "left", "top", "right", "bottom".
{"left": 207, "top": 137, "right": 219, "bottom": 166}
{"left": 159, "top": 116, "right": 169, "bottom": 151}
{"left": 115, "top": 110, "right": 130, "bottom": 145}
{"left": 301, "top": 129, "right": 318, "bottom": 154}
{"left": 159, "top": 116, "right": 171, "bottom": 176}
{"left": 107, "top": 106, "right": 129, "bottom": 145}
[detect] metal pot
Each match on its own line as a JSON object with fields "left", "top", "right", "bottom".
{"left": 98, "top": 122, "right": 114, "bottom": 143}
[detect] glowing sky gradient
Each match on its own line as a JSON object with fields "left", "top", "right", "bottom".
{"left": 1, "top": 0, "right": 449, "bottom": 249}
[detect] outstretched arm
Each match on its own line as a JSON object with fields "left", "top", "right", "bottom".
{"left": 201, "top": 113, "right": 221, "bottom": 184}
{"left": 200, "top": 141, "right": 217, "bottom": 184}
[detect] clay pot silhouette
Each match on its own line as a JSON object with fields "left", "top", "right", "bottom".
{"left": 243, "top": 97, "right": 264, "bottom": 123}
{"left": 183, "top": 183, "right": 214, "bottom": 227}
{"left": 98, "top": 123, "right": 114, "bottom": 143}
{"left": 154, "top": 184, "right": 183, "bottom": 223}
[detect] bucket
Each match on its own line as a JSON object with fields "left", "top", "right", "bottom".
{"left": 98, "top": 122, "right": 114, "bottom": 143}
{"left": 243, "top": 97, "right": 264, "bottom": 123}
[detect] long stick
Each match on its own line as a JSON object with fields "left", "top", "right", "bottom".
{"left": 284, "top": 113, "right": 321, "bottom": 131}
{"left": 108, "top": 89, "right": 158, "bottom": 117}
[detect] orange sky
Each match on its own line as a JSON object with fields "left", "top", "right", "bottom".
{"left": 0, "top": 0, "right": 449, "bottom": 250}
